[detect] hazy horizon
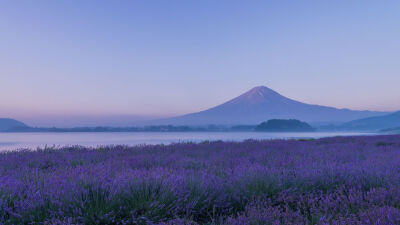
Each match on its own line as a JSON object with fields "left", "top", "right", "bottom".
{"left": 1, "top": 1, "right": 400, "bottom": 126}
{"left": 6, "top": 85, "right": 395, "bottom": 127}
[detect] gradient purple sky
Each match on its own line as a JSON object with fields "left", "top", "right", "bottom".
{"left": 1, "top": 1, "right": 399, "bottom": 126}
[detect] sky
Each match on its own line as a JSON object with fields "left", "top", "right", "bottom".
{"left": 0, "top": 1, "right": 399, "bottom": 126}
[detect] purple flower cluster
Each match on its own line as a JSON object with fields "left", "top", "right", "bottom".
{"left": 0, "top": 135, "right": 400, "bottom": 224}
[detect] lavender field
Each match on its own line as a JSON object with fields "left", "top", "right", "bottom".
{"left": 1, "top": 135, "right": 400, "bottom": 224}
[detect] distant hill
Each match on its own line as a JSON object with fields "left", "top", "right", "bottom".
{"left": 152, "top": 86, "right": 387, "bottom": 125}
{"left": 380, "top": 127, "right": 400, "bottom": 134}
{"left": 342, "top": 111, "right": 400, "bottom": 131}
{"left": 255, "top": 119, "right": 315, "bottom": 132}
{"left": 0, "top": 118, "right": 27, "bottom": 131}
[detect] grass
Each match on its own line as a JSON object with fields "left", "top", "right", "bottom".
{"left": 0, "top": 135, "right": 400, "bottom": 224}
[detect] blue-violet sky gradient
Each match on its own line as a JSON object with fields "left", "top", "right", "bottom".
{"left": 1, "top": 1, "right": 399, "bottom": 126}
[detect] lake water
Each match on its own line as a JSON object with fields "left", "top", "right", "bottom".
{"left": 0, "top": 132, "right": 375, "bottom": 151}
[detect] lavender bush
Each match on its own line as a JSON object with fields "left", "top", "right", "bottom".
{"left": 0, "top": 135, "right": 400, "bottom": 224}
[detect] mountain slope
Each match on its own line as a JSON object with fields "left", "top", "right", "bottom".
{"left": 381, "top": 127, "right": 400, "bottom": 134}
{"left": 342, "top": 111, "right": 400, "bottom": 131}
{"left": 0, "top": 118, "right": 28, "bottom": 131}
{"left": 154, "top": 86, "right": 387, "bottom": 125}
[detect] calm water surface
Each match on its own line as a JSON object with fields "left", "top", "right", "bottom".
{"left": 0, "top": 132, "right": 376, "bottom": 151}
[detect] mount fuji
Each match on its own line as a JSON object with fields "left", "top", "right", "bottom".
{"left": 154, "top": 86, "right": 387, "bottom": 125}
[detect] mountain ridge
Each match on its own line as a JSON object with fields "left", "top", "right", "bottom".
{"left": 151, "top": 86, "right": 388, "bottom": 125}
{"left": 0, "top": 118, "right": 28, "bottom": 131}
{"left": 342, "top": 111, "right": 400, "bottom": 131}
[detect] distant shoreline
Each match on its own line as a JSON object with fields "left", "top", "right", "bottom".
{"left": 0, "top": 131, "right": 379, "bottom": 152}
